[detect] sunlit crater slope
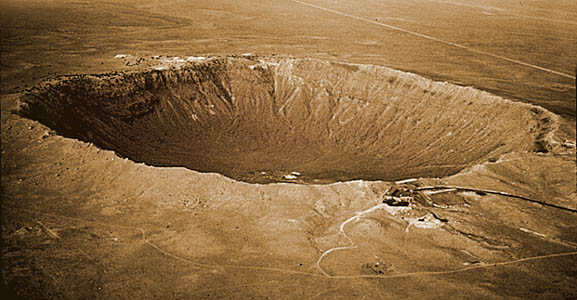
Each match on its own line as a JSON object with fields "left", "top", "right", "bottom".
{"left": 20, "top": 57, "right": 555, "bottom": 183}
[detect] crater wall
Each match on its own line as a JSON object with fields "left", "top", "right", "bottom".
{"left": 20, "top": 57, "right": 555, "bottom": 183}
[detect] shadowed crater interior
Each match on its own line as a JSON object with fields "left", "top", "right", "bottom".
{"left": 19, "top": 56, "right": 553, "bottom": 183}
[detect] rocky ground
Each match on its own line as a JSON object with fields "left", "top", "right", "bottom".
{"left": 2, "top": 1, "right": 576, "bottom": 299}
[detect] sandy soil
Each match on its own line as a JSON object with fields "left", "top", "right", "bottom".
{"left": 2, "top": 0, "right": 576, "bottom": 299}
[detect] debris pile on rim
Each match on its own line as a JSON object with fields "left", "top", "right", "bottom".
{"left": 20, "top": 56, "right": 555, "bottom": 183}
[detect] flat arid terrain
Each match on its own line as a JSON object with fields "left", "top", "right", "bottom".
{"left": 1, "top": 0, "right": 576, "bottom": 299}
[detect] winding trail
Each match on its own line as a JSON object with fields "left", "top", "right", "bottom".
{"left": 290, "top": 0, "right": 576, "bottom": 80}
{"left": 315, "top": 203, "right": 387, "bottom": 276}
{"left": 315, "top": 183, "right": 577, "bottom": 277}
{"left": 4, "top": 203, "right": 577, "bottom": 281}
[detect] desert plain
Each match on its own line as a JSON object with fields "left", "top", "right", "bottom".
{"left": 1, "top": 0, "right": 576, "bottom": 299}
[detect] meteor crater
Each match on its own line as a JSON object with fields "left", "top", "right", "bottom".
{"left": 20, "top": 56, "right": 554, "bottom": 183}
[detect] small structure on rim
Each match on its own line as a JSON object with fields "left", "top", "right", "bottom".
{"left": 382, "top": 183, "right": 433, "bottom": 207}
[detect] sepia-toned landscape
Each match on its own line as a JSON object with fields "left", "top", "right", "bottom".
{"left": 2, "top": 0, "right": 576, "bottom": 299}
